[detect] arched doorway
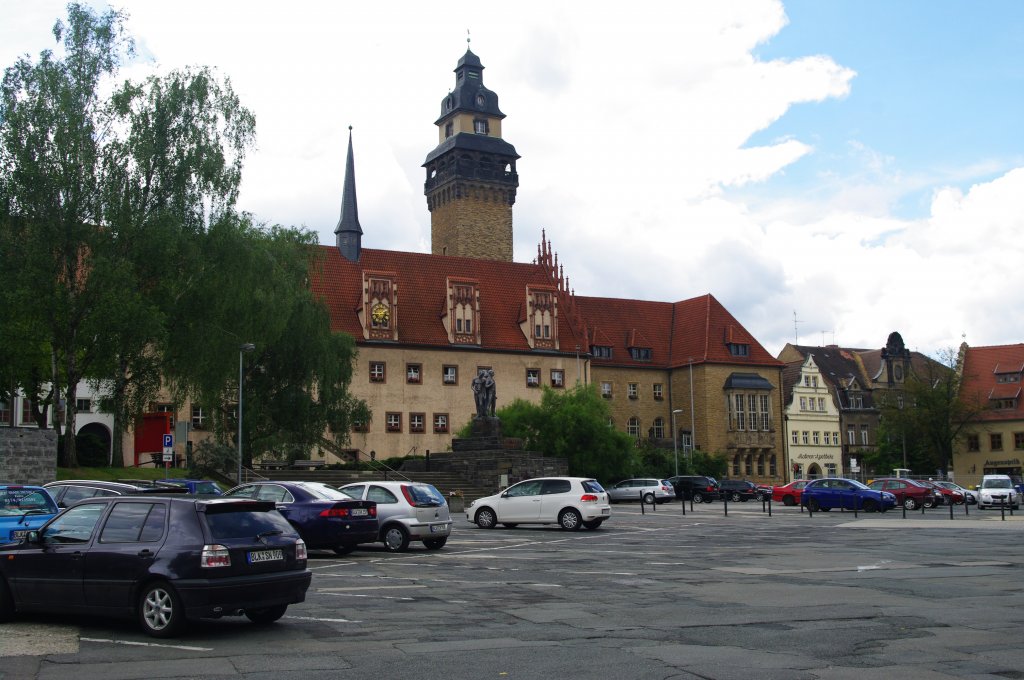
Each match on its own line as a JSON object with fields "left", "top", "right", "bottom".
{"left": 807, "top": 463, "right": 823, "bottom": 480}
{"left": 76, "top": 422, "right": 112, "bottom": 466}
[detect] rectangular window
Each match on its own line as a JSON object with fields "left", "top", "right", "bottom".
{"left": 601, "top": 382, "right": 612, "bottom": 398}
{"left": 156, "top": 403, "right": 175, "bottom": 427}
{"left": 473, "top": 118, "right": 489, "bottom": 134}
{"left": 732, "top": 456, "right": 741, "bottom": 476}
{"left": 728, "top": 343, "right": 749, "bottom": 357}
{"left": 792, "top": 431, "right": 799, "bottom": 445}
{"left": 21, "top": 399, "right": 34, "bottom": 426}
{"left": 1015, "top": 432, "right": 1024, "bottom": 450}
{"left": 812, "top": 431, "right": 820, "bottom": 445}
{"left": 76, "top": 398, "right": 91, "bottom": 413}
{"left": 191, "top": 406, "right": 205, "bottom": 429}
{"left": 629, "top": 347, "right": 652, "bottom": 361}
{"left": 860, "top": 425, "right": 869, "bottom": 445}
{"left": 591, "top": 345, "right": 613, "bottom": 359}
{"left": 627, "top": 383, "right": 638, "bottom": 399}
{"left": 967, "top": 434, "right": 980, "bottom": 452}
{"left": 406, "top": 363, "right": 422, "bottom": 384}
{"left": 653, "top": 384, "right": 663, "bottom": 400}
{"left": 550, "top": 370, "right": 565, "bottom": 388}
{"left": 433, "top": 413, "right": 449, "bottom": 433}
{"left": 848, "top": 427, "right": 856, "bottom": 445}
{"left": 735, "top": 395, "right": 745, "bottom": 430}
{"left": 757, "top": 455, "right": 765, "bottom": 476}
{"left": 760, "top": 395, "right": 770, "bottom": 430}
{"left": 818, "top": 397, "right": 826, "bottom": 411}
{"left": 410, "top": 413, "right": 425, "bottom": 433}
{"left": 825, "top": 463, "right": 837, "bottom": 477}
{"left": 769, "top": 455, "right": 777, "bottom": 477}
{"left": 445, "top": 121, "right": 453, "bottom": 138}
{"left": 804, "top": 376, "right": 811, "bottom": 387}
{"left": 526, "top": 368, "right": 540, "bottom": 387}
{"left": 0, "top": 400, "right": 10, "bottom": 424}
{"left": 800, "top": 397, "right": 807, "bottom": 410}
{"left": 442, "top": 365, "right": 458, "bottom": 385}
{"left": 369, "top": 361, "right": 386, "bottom": 383}
{"left": 990, "top": 433, "right": 1003, "bottom": 450}
{"left": 802, "top": 431, "right": 809, "bottom": 445}
{"left": 386, "top": 412, "right": 402, "bottom": 433}
{"left": 832, "top": 432, "right": 840, "bottom": 446}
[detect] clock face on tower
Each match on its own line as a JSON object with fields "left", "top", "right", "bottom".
{"left": 371, "top": 302, "right": 390, "bottom": 326}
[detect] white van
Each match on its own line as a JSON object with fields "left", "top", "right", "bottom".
{"left": 978, "top": 475, "right": 1023, "bottom": 510}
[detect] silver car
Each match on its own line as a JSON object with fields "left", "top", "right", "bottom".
{"left": 606, "top": 478, "right": 675, "bottom": 504}
{"left": 338, "top": 481, "right": 452, "bottom": 551}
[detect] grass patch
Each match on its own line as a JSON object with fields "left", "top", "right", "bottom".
{"left": 57, "top": 467, "right": 190, "bottom": 482}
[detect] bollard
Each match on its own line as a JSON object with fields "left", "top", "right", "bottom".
{"left": 690, "top": 494, "right": 694, "bottom": 513}
{"left": 806, "top": 500, "right": 813, "bottom": 518}
{"left": 853, "top": 496, "right": 858, "bottom": 518}
{"left": 902, "top": 500, "right": 906, "bottom": 519}
{"left": 768, "top": 495, "right": 772, "bottom": 517}
{"left": 964, "top": 496, "right": 969, "bottom": 516}
{"left": 1001, "top": 497, "right": 1006, "bottom": 521}
{"left": 681, "top": 495, "right": 686, "bottom": 516}
{"left": 921, "top": 499, "right": 926, "bottom": 516}
{"left": 723, "top": 491, "right": 728, "bottom": 517}
{"left": 949, "top": 498, "right": 954, "bottom": 520}
{"left": 640, "top": 491, "right": 645, "bottom": 515}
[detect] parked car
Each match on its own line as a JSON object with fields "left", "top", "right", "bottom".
{"left": 466, "top": 477, "right": 611, "bottom": 530}
{"left": 977, "top": 475, "right": 1024, "bottom": 510}
{"left": 0, "top": 495, "right": 311, "bottom": 637}
{"left": 0, "top": 486, "right": 60, "bottom": 544}
{"left": 156, "top": 478, "right": 224, "bottom": 497}
{"left": 771, "top": 480, "right": 809, "bottom": 506}
{"left": 718, "top": 480, "right": 760, "bottom": 502}
{"left": 800, "top": 478, "right": 896, "bottom": 513}
{"left": 932, "top": 480, "right": 977, "bottom": 504}
{"left": 223, "top": 481, "right": 377, "bottom": 554}
{"left": 666, "top": 475, "right": 720, "bottom": 503}
{"left": 605, "top": 478, "right": 675, "bottom": 504}
{"left": 865, "top": 478, "right": 943, "bottom": 510}
{"left": 44, "top": 479, "right": 188, "bottom": 508}
{"left": 917, "top": 480, "right": 963, "bottom": 505}
{"left": 336, "top": 481, "right": 452, "bottom": 551}
{"left": 754, "top": 484, "right": 773, "bottom": 501}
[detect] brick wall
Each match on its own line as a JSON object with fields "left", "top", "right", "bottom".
{"left": 431, "top": 195, "right": 513, "bottom": 261}
{"left": 0, "top": 428, "right": 58, "bottom": 485}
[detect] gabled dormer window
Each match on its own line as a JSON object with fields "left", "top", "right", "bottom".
{"left": 523, "top": 287, "right": 558, "bottom": 350}
{"left": 446, "top": 278, "right": 480, "bottom": 345}
{"left": 629, "top": 347, "right": 651, "bottom": 361}
{"left": 591, "top": 345, "right": 612, "bottom": 359}
{"left": 727, "top": 343, "right": 749, "bottom": 357}
{"left": 362, "top": 273, "right": 398, "bottom": 341}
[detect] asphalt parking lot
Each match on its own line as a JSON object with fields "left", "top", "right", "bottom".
{"left": 4, "top": 502, "right": 1024, "bottom": 680}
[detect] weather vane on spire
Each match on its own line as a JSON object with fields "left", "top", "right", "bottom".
{"left": 467, "top": 29, "right": 471, "bottom": 47}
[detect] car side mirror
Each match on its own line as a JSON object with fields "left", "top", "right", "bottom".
{"left": 501, "top": 491, "right": 510, "bottom": 498}
{"left": 25, "top": 530, "right": 40, "bottom": 543}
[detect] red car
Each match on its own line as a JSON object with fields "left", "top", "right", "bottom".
{"left": 866, "top": 478, "right": 943, "bottom": 510}
{"left": 918, "top": 480, "right": 964, "bottom": 505}
{"left": 772, "top": 480, "right": 810, "bottom": 506}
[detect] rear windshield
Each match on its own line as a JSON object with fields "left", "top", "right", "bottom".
{"left": 581, "top": 480, "right": 605, "bottom": 493}
{"left": 193, "top": 482, "right": 223, "bottom": 495}
{"left": 297, "top": 482, "right": 351, "bottom": 500}
{"left": 204, "top": 507, "right": 295, "bottom": 539}
{"left": 405, "top": 484, "right": 445, "bottom": 507}
{"left": 0, "top": 488, "right": 58, "bottom": 516}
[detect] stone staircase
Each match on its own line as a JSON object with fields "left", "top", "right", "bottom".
{"left": 240, "top": 467, "right": 496, "bottom": 502}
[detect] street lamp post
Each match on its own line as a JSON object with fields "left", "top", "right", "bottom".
{"left": 672, "top": 408, "right": 684, "bottom": 476}
{"left": 688, "top": 357, "right": 696, "bottom": 462}
{"left": 238, "top": 343, "right": 255, "bottom": 485}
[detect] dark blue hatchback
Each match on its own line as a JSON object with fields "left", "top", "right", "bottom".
{"left": 801, "top": 478, "right": 896, "bottom": 513}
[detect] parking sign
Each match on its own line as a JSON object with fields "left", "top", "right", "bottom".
{"left": 163, "top": 433, "right": 173, "bottom": 448}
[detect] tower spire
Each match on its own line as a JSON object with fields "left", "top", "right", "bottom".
{"left": 335, "top": 126, "right": 362, "bottom": 262}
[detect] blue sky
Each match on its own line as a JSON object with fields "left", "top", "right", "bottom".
{"left": 2, "top": 1, "right": 1022, "bottom": 357}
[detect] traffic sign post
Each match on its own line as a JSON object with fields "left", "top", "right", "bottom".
{"left": 162, "top": 433, "right": 174, "bottom": 469}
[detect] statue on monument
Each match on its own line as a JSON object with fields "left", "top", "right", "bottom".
{"left": 472, "top": 368, "right": 498, "bottom": 419}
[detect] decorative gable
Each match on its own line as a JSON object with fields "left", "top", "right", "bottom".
{"left": 521, "top": 285, "right": 558, "bottom": 350}
{"left": 443, "top": 277, "right": 481, "bottom": 345}
{"left": 359, "top": 271, "right": 398, "bottom": 341}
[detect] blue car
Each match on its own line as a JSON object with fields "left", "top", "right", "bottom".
{"left": 156, "top": 478, "right": 224, "bottom": 497}
{"left": 0, "top": 486, "right": 60, "bottom": 543}
{"left": 223, "top": 481, "right": 378, "bottom": 554}
{"left": 801, "top": 478, "right": 896, "bottom": 513}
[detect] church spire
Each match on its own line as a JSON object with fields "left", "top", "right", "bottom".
{"left": 335, "top": 126, "right": 362, "bottom": 262}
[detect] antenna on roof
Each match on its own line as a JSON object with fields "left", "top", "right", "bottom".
{"left": 793, "top": 310, "right": 804, "bottom": 344}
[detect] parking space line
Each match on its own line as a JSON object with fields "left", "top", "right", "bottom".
{"left": 80, "top": 637, "right": 213, "bottom": 652}
{"left": 284, "top": 615, "right": 361, "bottom": 623}
{"left": 320, "top": 591, "right": 415, "bottom": 601}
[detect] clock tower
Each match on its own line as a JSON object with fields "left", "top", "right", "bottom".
{"left": 424, "top": 48, "right": 519, "bottom": 261}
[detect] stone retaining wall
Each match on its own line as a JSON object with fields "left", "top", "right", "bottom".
{"left": 0, "top": 427, "right": 58, "bottom": 485}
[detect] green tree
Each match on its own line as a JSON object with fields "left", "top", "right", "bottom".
{"left": 460, "top": 384, "right": 637, "bottom": 482}
{"left": 0, "top": 4, "right": 255, "bottom": 465}
{"left": 876, "top": 348, "right": 987, "bottom": 475}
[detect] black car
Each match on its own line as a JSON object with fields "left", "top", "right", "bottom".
{"left": 718, "top": 480, "right": 760, "bottom": 502}
{"left": 667, "top": 475, "right": 720, "bottom": 503}
{"left": 0, "top": 495, "right": 311, "bottom": 637}
{"left": 43, "top": 479, "right": 188, "bottom": 508}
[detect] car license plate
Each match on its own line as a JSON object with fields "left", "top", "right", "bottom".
{"left": 351, "top": 508, "right": 368, "bottom": 516}
{"left": 430, "top": 524, "right": 445, "bottom": 533}
{"left": 601, "top": 508, "right": 611, "bottom": 515}
{"left": 11, "top": 530, "right": 27, "bottom": 539}
{"left": 248, "top": 549, "right": 284, "bottom": 563}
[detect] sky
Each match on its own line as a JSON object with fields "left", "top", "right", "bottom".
{"left": 2, "top": 0, "right": 1022, "bottom": 359}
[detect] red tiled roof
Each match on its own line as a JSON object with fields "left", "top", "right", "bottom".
{"left": 961, "top": 344, "right": 1024, "bottom": 422}
{"left": 310, "top": 246, "right": 586, "bottom": 353}
{"left": 574, "top": 293, "right": 781, "bottom": 369}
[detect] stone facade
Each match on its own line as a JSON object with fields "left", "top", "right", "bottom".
{"left": 0, "top": 427, "right": 57, "bottom": 485}
{"left": 430, "top": 187, "right": 513, "bottom": 261}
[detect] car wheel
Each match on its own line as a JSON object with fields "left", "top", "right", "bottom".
{"left": 692, "top": 492, "right": 705, "bottom": 504}
{"left": 245, "top": 604, "right": 288, "bottom": 625}
{"left": 903, "top": 497, "right": 917, "bottom": 511}
{"left": 924, "top": 498, "right": 936, "bottom": 509}
{"left": 862, "top": 499, "right": 878, "bottom": 513}
{"left": 730, "top": 492, "right": 742, "bottom": 502}
{"left": 475, "top": 507, "right": 497, "bottom": 529}
{"left": 333, "top": 544, "right": 356, "bottom": 556}
{"left": 423, "top": 537, "right": 447, "bottom": 550}
{"left": 382, "top": 524, "right": 410, "bottom": 552}
{"left": 0, "top": 577, "right": 14, "bottom": 623}
{"left": 807, "top": 498, "right": 821, "bottom": 512}
{"left": 138, "top": 580, "right": 184, "bottom": 638}
{"left": 582, "top": 519, "right": 604, "bottom": 530}
{"left": 501, "top": 523, "right": 518, "bottom": 529}
{"left": 643, "top": 492, "right": 655, "bottom": 504}
{"left": 558, "top": 508, "right": 582, "bottom": 530}
{"left": 782, "top": 495, "right": 795, "bottom": 507}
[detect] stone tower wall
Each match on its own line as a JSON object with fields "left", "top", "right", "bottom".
{"left": 431, "top": 190, "right": 513, "bottom": 261}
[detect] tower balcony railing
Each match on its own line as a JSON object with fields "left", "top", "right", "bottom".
{"left": 425, "top": 167, "right": 518, "bottom": 193}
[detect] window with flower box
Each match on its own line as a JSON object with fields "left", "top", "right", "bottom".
{"left": 433, "top": 413, "right": 449, "bottom": 433}
{"left": 406, "top": 364, "right": 422, "bottom": 384}
{"left": 369, "top": 361, "right": 386, "bottom": 383}
{"left": 550, "top": 370, "right": 564, "bottom": 388}
{"left": 410, "top": 413, "right": 425, "bottom": 433}
{"left": 601, "top": 382, "right": 612, "bottom": 398}
{"left": 627, "top": 383, "right": 638, "bottom": 399}
{"left": 442, "top": 365, "right": 458, "bottom": 385}
{"left": 386, "top": 413, "right": 402, "bottom": 432}
{"left": 526, "top": 369, "right": 540, "bottom": 387}
{"left": 653, "top": 384, "right": 663, "bottom": 400}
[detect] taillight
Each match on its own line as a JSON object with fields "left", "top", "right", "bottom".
{"left": 400, "top": 485, "right": 416, "bottom": 505}
{"left": 706, "top": 485, "right": 714, "bottom": 492}
{"left": 295, "top": 539, "right": 307, "bottom": 561}
{"left": 201, "top": 544, "right": 231, "bottom": 568}
{"left": 320, "top": 507, "right": 351, "bottom": 517}
{"left": 580, "top": 494, "right": 599, "bottom": 502}
{"left": 368, "top": 505, "right": 377, "bottom": 517}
